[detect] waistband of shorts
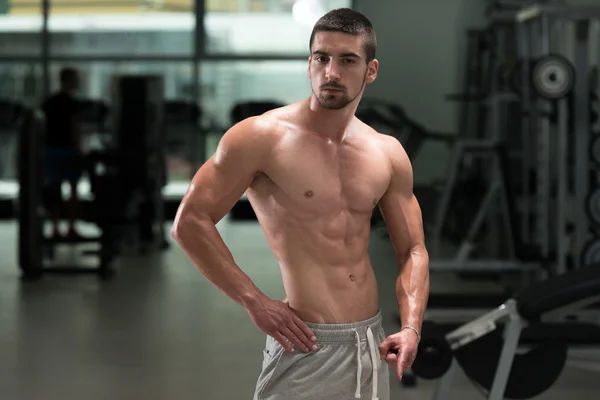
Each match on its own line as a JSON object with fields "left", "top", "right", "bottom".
{"left": 304, "top": 310, "right": 383, "bottom": 344}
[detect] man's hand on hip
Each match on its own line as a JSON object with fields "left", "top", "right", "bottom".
{"left": 378, "top": 329, "right": 419, "bottom": 380}
{"left": 246, "top": 297, "right": 318, "bottom": 353}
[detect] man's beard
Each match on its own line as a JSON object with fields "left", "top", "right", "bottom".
{"left": 317, "top": 91, "right": 352, "bottom": 110}
{"left": 315, "top": 74, "right": 367, "bottom": 110}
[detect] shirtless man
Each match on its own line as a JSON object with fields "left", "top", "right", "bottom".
{"left": 171, "top": 8, "right": 429, "bottom": 400}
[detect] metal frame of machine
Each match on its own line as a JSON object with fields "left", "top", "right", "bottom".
{"left": 427, "top": 1, "right": 600, "bottom": 280}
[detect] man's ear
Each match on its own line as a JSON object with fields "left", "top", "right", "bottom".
{"left": 307, "top": 56, "right": 312, "bottom": 78}
{"left": 366, "top": 59, "right": 379, "bottom": 84}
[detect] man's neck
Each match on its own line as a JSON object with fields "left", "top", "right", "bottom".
{"left": 305, "top": 97, "right": 358, "bottom": 143}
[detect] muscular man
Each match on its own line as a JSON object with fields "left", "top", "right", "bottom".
{"left": 42, "top": 67, "right": 84, "bottom": 239}
{"left": 172, "top": 8, "right": 429, "bottom": 400}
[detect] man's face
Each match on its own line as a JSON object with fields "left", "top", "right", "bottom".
{"left": 308, "top": 31, "right": 378, "bottom": 110}
{"left": 63, "top": 74, "right": 79, "bottom": 93}
{"left": 70, "top": 75, "right": 80, "bottom": 92}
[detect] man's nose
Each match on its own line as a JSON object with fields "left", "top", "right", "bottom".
{"left": 326, "top": 63, "right": 341, "bottom": 81}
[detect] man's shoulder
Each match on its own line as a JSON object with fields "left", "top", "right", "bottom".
{"left": 43, "top": 92, "right": 78, "bottom": 108}
{"left": 224, "top": 107, "right": 287, "bottom": 151}
{"left": 357, "top": 120, "right": 405, "bottom": 154}
{"left": 360, "top": 125, "right": 410, "bottom": 170}
{"left": 42, "top": 93, "right": 59, "bottom": 107}
{"left": 236, "top": 104, "right": 294, "bottom": 137}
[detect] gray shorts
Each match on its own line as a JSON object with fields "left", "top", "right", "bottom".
{"left": 253, "top": 310, "right": 390, "bottom": 400}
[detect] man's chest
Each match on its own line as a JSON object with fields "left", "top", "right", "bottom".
{"left": 251, "top": 137, "right": 392, "bottom": 214}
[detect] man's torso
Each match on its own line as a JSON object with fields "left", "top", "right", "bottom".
{"left": 245, "top": 103, "right": 395, "bottom": 323}
{"left": 42, "top": 92, "right": 79, "bottom": 148}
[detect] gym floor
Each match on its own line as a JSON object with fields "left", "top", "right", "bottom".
{"left": 0, "top": 218, "right": 598, "bottom": 400}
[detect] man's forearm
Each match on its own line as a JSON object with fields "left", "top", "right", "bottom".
{"left": 171, "top": 217, "right": 266, "bottom": 308}
{"left": 396, "top": 245, "right": 430, "bottom": 333}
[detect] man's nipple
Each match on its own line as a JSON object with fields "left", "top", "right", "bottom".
{"left": 304, "top": 190, "right": 314, "bottom": 198}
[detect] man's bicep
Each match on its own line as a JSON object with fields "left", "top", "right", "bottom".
{"left": 378, "top": 138, "right": 425, "bottom": 257}
{"left": 177, "top": 121, "right": 268, "bottom": 224}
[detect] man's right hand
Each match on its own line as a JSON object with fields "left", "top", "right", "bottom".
{"left": 246, "top": 297, "right": 318, "bottom": 353}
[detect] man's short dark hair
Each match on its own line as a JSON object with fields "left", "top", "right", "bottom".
{"left": 309, "top": 8, "right": 377, "bottom": 63}
{"left": 59, "top": 67, "right": 78, "bottom": 84}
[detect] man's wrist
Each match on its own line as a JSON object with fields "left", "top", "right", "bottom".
{"left": 401, "top": 325, "right": 421, "bottom": 343}
{"left": 239, "top": 290, "right": 267, "bottom": 310}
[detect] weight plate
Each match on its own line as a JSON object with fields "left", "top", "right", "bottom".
{"left": 581, "top": 240, "right": 600, "bottom": 266}
{"left": 532, "top": 55, "right": 575, "bottom": 99}
{"left": 412, "top": 321, "right": 453, "bottom": 380}
{"left": 591, "top": 135, "right": 600, "bottom": 166}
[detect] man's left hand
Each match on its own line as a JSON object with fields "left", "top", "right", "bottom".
{"left": 378, "top": 329, "right": 419, "bottom": 381}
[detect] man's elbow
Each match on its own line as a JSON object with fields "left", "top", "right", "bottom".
{"left": 411, "top": 243, "right": 428, "bottom": 260}
{"left": 400, "top": 243, "right": 428, "bottom": 269}
{"left": 411, "top": 242, "right": 427, "bottom": 255}
{"left": 170, "top": 222, "right": 182, "bottom": 242}
{"left": 170, "top": 209, "right": 211, "bottom": 243}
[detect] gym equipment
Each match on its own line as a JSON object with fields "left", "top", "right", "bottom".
{"left": 428, "top": 1, "right": 600, "bottom": 281}
{"left": 111, "top": 75, "right": 168, "bottom": 252}
{"left": 516, "top": 2, "right": 600, "bottom": 273}
{"left": 230, "top": 101, "right": 284, "bottom": 124}
{"left": 411, "top": 321, "right": 453, "bottom": 380}
{"left": 586, "top": 188, "right": 600, "bottom": 226}
{"left": 0, "top": 99, "right": 24, "bottom": 180}
{"left": 18, "top": 108, "right": 116, "bottom": 280}
{"left": 164, "top": 100, "right": 205, "bottom": 176}
{"left": 355, "top": 99, "right": 459, "bottom": 241}
{"left": 531, "top": 54, "right": 575, "bottom": 100}
{"left": 591, "top": 134, "right": 600, "bottom": 166}
{"left": 432, "top": 21, "right": 527, "bottom": 267}
{"left": 356, "top": 98, "right": 455, "bottom": 159}
{"left": 427, "top": 139, "right": 542, "bottom": 277}
{"left": 580, "top": 240, "right": 600, "bottom": 266}
{"left": 412, "top": 264, "right": 600, "bottom": 400}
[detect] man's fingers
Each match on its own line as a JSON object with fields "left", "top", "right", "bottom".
{"left": 286, "top": 322, "right": 313, "bottom": 352}
{"left": 385, "top": 352, "right": 398, "bottom": 366}
{"left": 280, "top": 326, "right": 309, "bottom": 353}
{"left": 293, "top": 316, "right": 317, "bottom": 345}
{"left": 396, "top": 349, "right": 408, "bottom": 380}
{"left": 273, "top": 331, "right": 294, "bottom": 353}
{"left": 378, "top": 337, "right": 397, "bottom": 360}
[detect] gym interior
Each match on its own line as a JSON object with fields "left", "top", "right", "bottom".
{"left": 1, "top": 0, "right": 600, "bottom": 399}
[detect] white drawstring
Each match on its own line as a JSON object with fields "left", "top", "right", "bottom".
{"left": 355, "top": 330, "right": 362, "bottom": 398}
{"left": 367, "top": 327, "right": 379, "bottom": 400}
{"left": 354, "top": 327, "right": 379, "bottom": 400}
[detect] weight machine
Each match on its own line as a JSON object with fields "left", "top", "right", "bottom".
{"left": 18, "top": 75, "right": 172, "bottom": 280}
{"left": 427, "top": 0, "right": 600, "bottom": 279}
{"left": 18, "top": 108, "right": 117, "bottom": 280}
{"left": 412, "top": 263, "right": 600, "bottom": 400}
{"left": 515, "top": 2, "right": 600, "bottom": 273}
{"left": 404, "top": 2, "right": 600, "bottom": 397}
{"left": 427, "top": 17, "right": 540, "bottom": 277}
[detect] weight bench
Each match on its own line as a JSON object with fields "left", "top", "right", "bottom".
{"left": 412, "top": 264, "right": 600, "bottom": 399}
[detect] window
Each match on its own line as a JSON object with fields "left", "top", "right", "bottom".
{"left": 0, "top": 58, "right": 314, "bottom": 197}
{"left": 205, "top": 0, "right": 352, "bottom": 55}
{"left": 0, "top": 1, "right": 196, "bottom": 57}
{"left": 51, "top": 1, "right": 194, "bottom": 56}
{"left": 0, "top": 1, "right": 42, "bottom": 55}
{"left": 199, "top": 60, "right": 310, "bottom": 128}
